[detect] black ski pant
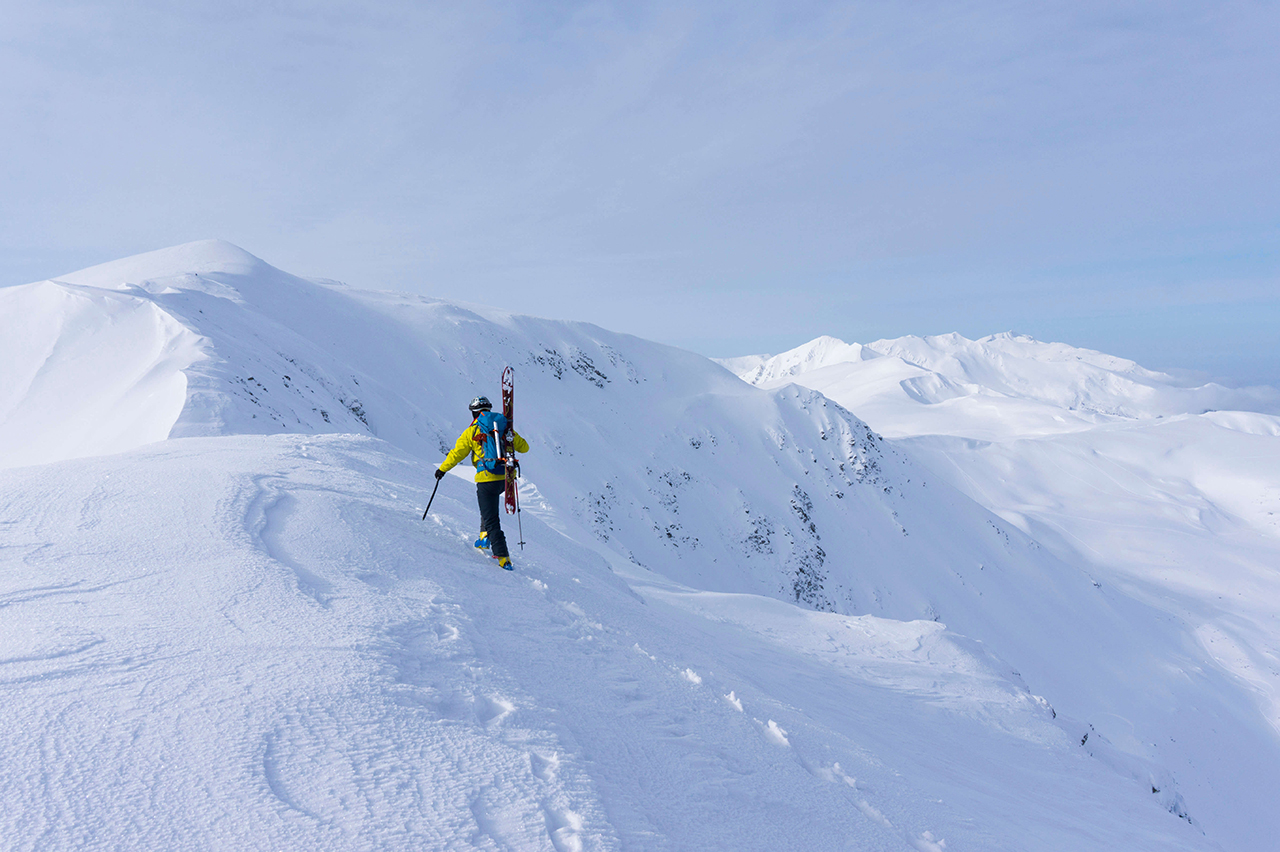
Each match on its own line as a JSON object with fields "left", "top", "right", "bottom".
{"left": 476, "top": 479, "right": 509, "bottom": 558}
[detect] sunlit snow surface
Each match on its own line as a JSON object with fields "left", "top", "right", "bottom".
{"left": 726, "top": 332, "right": 1280, "bottom": 851}
{"left": 0, "top": 243, "right": 1246, "bottom": 850}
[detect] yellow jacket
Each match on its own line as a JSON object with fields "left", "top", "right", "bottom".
{"left": 441, "top": 421, "right": 530, "bottom": 483}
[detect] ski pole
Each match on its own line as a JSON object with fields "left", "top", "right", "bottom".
{"left": 515, "top": 481, "right": 525, "bottom": 550}
{"left": 422, "top": 476, "right": 442, "bottom": 520}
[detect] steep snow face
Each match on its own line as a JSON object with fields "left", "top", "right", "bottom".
{"left": 0, "top": 279, "right": 206, "bottom": 468}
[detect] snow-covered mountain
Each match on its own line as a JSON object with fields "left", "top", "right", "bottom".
{"left": 0, "top": 245, "right": 1253, "bottom": 850}
{"left": 725, "top": 332, "right": 1280, "bottom": 851}
{"left": 2, "top": 243, "right": 1097, "bottom": 627}
{"left": 720, "top": 332, "right": 1280, "bottom": 441}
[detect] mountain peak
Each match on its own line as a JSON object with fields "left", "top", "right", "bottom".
{"left": 982, "top": 331, "right": 1036, "bottom": 343}
{"left": 55, "top": 240, "right": 271, "bottom": 290}
{"left": 714, "top": 335, "right": 868, "bottom": 385}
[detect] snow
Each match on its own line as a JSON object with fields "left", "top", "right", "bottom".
{"left": 722, "top": 332, "right": 1279, "bottom": 441}
{"left": 0, "top": 435, "right": 1214, "bottom": 850}
{"left": 724, "top": 332, "right": 1280, "bottom": 851}
{"left": 0, "top": 243, "right": 1246, "bottom": 850}
{"left": 0, "top": 280, "right": 204, "bottom": 468}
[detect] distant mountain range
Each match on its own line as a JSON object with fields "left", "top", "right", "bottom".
{"left": 718, "top": 332, "right": 1279, "bottom": 439}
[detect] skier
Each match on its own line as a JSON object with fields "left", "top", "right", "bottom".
{"left": 435, "top": 395, "right": 529, "bottom": 569}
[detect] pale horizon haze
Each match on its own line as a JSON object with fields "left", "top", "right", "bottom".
{"left": 2, "top": 1, "right": 1276, "bottom": 385}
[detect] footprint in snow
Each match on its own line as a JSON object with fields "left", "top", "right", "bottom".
{"left": 428, "top": 690, "right": 514, "bottom": 727}
{"left": 529, "top": 750, "right": 560, "bottom": 783}
{"left": 762, "top": 719, "right": 790, "bottom": 747}
{"left": 474, "top": 693, "right": 516, "bottom": 726}
{"left": 812, "top": 762, "right": 948, "bottom": 852}
{"left": 543, "top": 805, "right": 586, "bottom": 852}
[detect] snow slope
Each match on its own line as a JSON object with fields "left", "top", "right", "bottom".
{"left": 1, "top": 434, "right": 1211, "bottom": 851}
{"left": 0, "top": 245, "right": 1242, "bottom": 849}
{"left": 0, "top": 279, "right": 204, "bottom": 468}
{"left": 725, "top": 333, "right": 1280, "bottom": 851}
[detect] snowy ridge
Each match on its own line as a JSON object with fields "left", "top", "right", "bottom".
{"left": 0, "top": 244, "right": 1241, "bottom": 849}
{"left": 721, "top": 332, "right": 1280, "bottom": 440}
{"left": 866, "top": 331, "right": 1278, "bottom": 418}
{"left": 726, "top": 333, "right": 1280, "bottom": 851}
{"left": 1, "top": 243, "right": 1084, "bottom": 624}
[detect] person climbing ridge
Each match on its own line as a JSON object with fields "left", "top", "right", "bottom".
{"left": 435, "top": 395, "right": 529, "bottom": 569}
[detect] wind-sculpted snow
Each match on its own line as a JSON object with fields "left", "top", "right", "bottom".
{"left": 0, "top": 435, "right": 1216, "bottom": 851}
{"left": 0, "top": 279, "right": 204, "bottom": 468}
{"left": 0, "top": 242, "right": 1239, "bottom": 849}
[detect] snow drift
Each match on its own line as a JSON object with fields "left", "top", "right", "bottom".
{"left": 0, "top": 279, "right": 203, "bottom": 468}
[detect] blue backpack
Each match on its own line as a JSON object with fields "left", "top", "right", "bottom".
{"left": 474, "top": 410, "right": 510, "bottom": 474}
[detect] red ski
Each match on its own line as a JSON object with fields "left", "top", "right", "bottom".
{"left": 501, "top": 367, "right": 517, "bottom": 514}
{"left": 500, "top": 367, "right": 525, "bottom": 549}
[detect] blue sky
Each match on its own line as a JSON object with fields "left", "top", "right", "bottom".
{"left": 2, "top": 1, "right": 1277, "bottom": 384}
